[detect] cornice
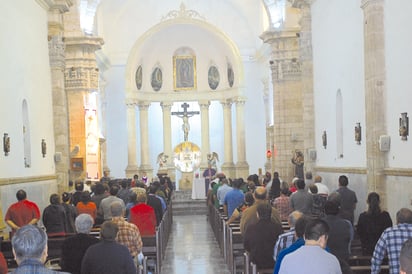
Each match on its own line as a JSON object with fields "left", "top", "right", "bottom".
{"left": 0, "top": 174, "right": 57, "bottom": 186}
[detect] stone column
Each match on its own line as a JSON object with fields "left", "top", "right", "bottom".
{"left": 160, "top": 101, "right": 175, "bottom": 181}
{"left": 220, "top": 100, "right": 235, "bottom": 178}
{"left": 262, "top": 78, "right": 273, "bottom": 173}
{"left": 125, "top": 101, "right": 139, "bottom": 177}
{"left": 293, "top": 0, "right": 316, "bottom": 173}
{"left": 199, "top": 100, "right": 211, "bottom": 168}
{"left": 361, "top": 0, "right": 387, "bottom": 202}
{"left": 137, "top": 101, "right": 153, "bottom": 178}
{"left": 261, "top": 28, "right": 302, "bottom": 182}
{"left": 63, "top": 1, "right": 104, "bottom": 182}
{"left": 234, "top": 97, "right": 249, "bottom": 178}
{"left": 48, "top": 1, "right": 72, "bottom": 193}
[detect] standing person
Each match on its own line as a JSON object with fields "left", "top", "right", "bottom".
{"left": 217, "top": 178, "right": 232, "bottom": 211}
{"left": 226, "top": 192, "right": 254, "bottom": 225}
{"left": 91, "top": 183, "right": 108, "bottom": 225}
{"left": 5, "top": 189, "right": 40, "bottom": 237}
{"left": 60, "top": 214, "right": 99, "bottom": 274}
{"left": 203, "top": 164, "right": 216, "bottom": 197}
{"left": 71, "top": 181, "right": 84, "bottom": 206}
{"left": 313, "top": 175, "right": 329, "bottom": 196}
{"left": 279, "top": 219, "right": 342, "bottom": 274}
{"left": 76, "top": 191, "right": 97, "bottom": 221}
{"left": 244, "top": 203, "right": 283, "bottom": 269}
{"left": 400, "top": 238, "right": 412, "bottom": 274}
{"left": 129, "top": 192, "right": 157, "bottom": 236}
{"left": 272, "top": 188, "right": 292, "bottom": 221}
{"left": 111, "top": 202, "right": 142, "bottom": 260}
{"left": 11, "top": 225, "right": 68, "bottom": 274}
{"left": 81, "top": 221, "right": 137, "bottom": 274}
{"left": 356, "top": 192, "right": 392, "bottom": 255}
{"left": 42, "top": 194, "right": 67, "bottom": 236}
{"left": 289, "top": 179, "right": 313, "bottom": 216}
{"left": 371, "top": 208, "right": 412, "bottom": 274}
{"left": 61, "top": 192, "right": 77, "bottom": 234}
{"left": 335, "top": 175, "right": 357, "bottom": 224}
{"left": 240, "top": 187, "right": 281, "bottom": 235}
{"left": 269, "top": 172, "right": 281, "bottom": 201}
{"left": 223, "top": 179, "right": 245, "bottom": 217}
{"left": 98, "top": 185, "right": 125, "bottom": 221}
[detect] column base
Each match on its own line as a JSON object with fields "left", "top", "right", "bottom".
{"left": 221, "top": 162, "right": 236, "bottom": 179}
{"left": 125, "top": 165, "right": 139, "bottom": 178}
{"left": 235, "top": 161, "right": 250, "bottom": 179}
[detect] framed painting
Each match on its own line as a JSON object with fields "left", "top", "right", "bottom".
{"left": 173, "top": 56, "right": 197, "bottom": 90}
{"left": 70, "top": 158, "right": 84, "bottom": 171}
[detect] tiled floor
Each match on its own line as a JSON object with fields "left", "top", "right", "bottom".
{"left": 160, "top": 215, "right": 231, "bottom": 274}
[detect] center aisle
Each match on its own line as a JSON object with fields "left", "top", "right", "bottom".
{"left": 160, "top": 215, "right": 231, "bottom": 274}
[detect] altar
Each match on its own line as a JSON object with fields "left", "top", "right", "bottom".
{"left": 191, "top": 178, "right": 206, "bottom": 199}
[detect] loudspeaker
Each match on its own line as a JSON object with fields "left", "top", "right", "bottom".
{"left": 379, "top": 135, "right": 391, "bottom": 152}
{"left": 54, "top": 152, "right": 62, "bottom": 163}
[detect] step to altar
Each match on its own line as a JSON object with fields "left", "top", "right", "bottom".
{"left": 171, "top": 190, "right": 207, "bottom": 216}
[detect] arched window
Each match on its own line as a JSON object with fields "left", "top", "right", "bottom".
{"left": 22, "top": 100, "right": 31, "bottom": 167}
{"left": 336, "top": 89, "right": 343, "bottom": 158}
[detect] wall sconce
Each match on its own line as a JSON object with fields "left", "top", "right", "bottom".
{"left": 399, "top": 112, "right": 409, "bottom": 141}
{"left": 41, "top": 139, "right": 47, "bottom": 158}
{"left": 322, "top": 130, "right": 327, "bottom": 149}
{"left": 3, "top": 133, "right": 10, "bottom": 156}
{"left": 355, "top": 123, "right": 362, "bottom": 145}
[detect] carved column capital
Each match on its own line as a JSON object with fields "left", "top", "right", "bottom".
{"left": 220, "top": 100, "right": 233, "bottom": 108}
{"left": 125, "top": 99, "right": 137, "bottom": 108}
{"left": 292, "top": 0, "right": 314, "bottom": 9}
{"left": 160, "top": 101, "right": 173, "bottom": 111}
{"left": 137, "top": 101, "right": 151, "bottom": 111}
{"left": 198, "top": 100, "right": 211, "bottom": 109}
{"left": 361, "top": 0, "right": 384, "bottom": 9}
{"left": 233, "top": 97, "right": 246, "bottom": 106}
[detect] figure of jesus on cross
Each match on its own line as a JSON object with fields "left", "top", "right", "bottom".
{"left": 171, "top": 102, "right": 200, "bottom": 142}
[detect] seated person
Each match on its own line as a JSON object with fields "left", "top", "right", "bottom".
{"left": 76, "top": 191, "right": 97, "bottom": 221}
{"left": 244, "top": 203, "right": 283, "bottom": 269}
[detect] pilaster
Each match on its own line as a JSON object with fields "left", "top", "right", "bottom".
{"left": 137, "top": 101, "right": 153, "bottom": 178}
{"left": 160, "top": 101, "right": 175, "bottom": 181}
{"left": 199, "top": 100, "right": 211, "bottom": 168}
{"left": 361, "top": 0, "right": 387, "bottom": 204}
{"left": 125, "top": 101, "right": 139, "bottom": 177}
{"left": 47, "top": 1, "right": 72, "bottom": 193}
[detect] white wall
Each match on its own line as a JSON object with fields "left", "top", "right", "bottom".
{"left": 0, "top": 1, "right": 56, "bottom": 177}
{"left": 312, "top": 0, "right": 366, "bottom": 168}
{"left": 385, "top": 0, "right": 412, "bottom": 168}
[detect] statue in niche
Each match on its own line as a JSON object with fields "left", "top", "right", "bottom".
{"left": 399, "top": 112, "right": 409, "bottom": 141}
{"left": 207, "top": 152, "right": 219, "bottom": 170}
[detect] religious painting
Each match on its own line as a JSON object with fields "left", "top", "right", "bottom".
{"left": 151, "top": 67, "right": 162, "bottom": 91}
{"left": 70, "top": 158, "right": 84, "bottom": 171}
{"left": 208, "top": 65, "right": 220, "bottom": 90}
{"left": 227, "top": 62, "right": 234, "bottom": 87}
{"left": 173, "top": 56, "right": 197, "bottom": 90}
{"left": 135, "top": 65, "right": 142, "bottom": 90}
{"left": 173, "top": 141, "right": 201, "bottom": 172}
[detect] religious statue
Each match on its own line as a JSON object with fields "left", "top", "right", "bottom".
{"left": 157, "top": 152, "right": 169, "bottom": 170}
{"left": 41, "top": 139, "right": 47, "bottom": 157}
{"left": 291, "top": 150, "right": 304, "bottom": 179}
{"left": 399, "top": 112, "right": 409, "bottom": 141}
{"left": 172, "top": 103, "right": 200, "bottom": 142}
{"left": 207, "top": 152, "right": 219, "bottom": 170}
{"left": 3, "top": 133, "right": 10, "bottom": 156}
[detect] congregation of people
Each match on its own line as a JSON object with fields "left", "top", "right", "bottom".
{"left": 207, "top": 170, "right": 412, "bottom": 274}
{"left": 0, "top": 174, "right": 173, "bottom": 274}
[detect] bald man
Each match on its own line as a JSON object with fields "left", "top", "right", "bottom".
{"left": 240, "top": 186, "right": 281, "bottom": 235}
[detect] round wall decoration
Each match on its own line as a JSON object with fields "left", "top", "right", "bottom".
{"left": 135, "top": 65, "right": 142, "bottom": 90}
{"left": 151, "top": 67, "right": 162, "bottom": 91}
{"left": 208, "top": 65, "right": 220, "bottom": 90}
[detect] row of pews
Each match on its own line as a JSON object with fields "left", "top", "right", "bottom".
{"left": 208, "top": 204, "right": 389, "bottom": 274}
{"left": 0, "top": 201, "right": 173, "bottom": 274}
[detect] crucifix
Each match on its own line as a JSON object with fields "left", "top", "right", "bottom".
{"left": 171, "top": 102, "right": 200, "bottom": 142}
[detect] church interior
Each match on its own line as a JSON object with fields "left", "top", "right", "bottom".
{"left": 1, "top": 0, "right": 412, "bottom": 247}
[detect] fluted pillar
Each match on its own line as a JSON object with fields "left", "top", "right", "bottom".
{"left": 125, "top": 102, "right": 138, "bottom": 177}
{"left": 48, "top": 1, "right": 72, "bottom": 193}
{"left": 137, "top": 101, "right": 153, "bottom": 177}
{"left": 234, "top": 97, "right": 249, "bottom": 178}
{"left": 160, "top": 101, "right": 175, "bottom": 180}
{"left": 199, "top": 100, "right": 211, "bottom": 168}
{"left": 220, "top": 100, "right": 235, "bottom": 178}
{"left": 361, "top": 0, "right": 387, "bottom": 203}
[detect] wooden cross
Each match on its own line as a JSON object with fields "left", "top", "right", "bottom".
{"left": 171, "top": 103, "right": 200, "bottom": 142}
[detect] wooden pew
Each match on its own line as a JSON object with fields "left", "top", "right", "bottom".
{"left": 244, "top": 252, "right": 273, "bottom": 274}
{"left": 142, "top": 230, "right": 161, "bottom": 274}
{"left": 227, "top": 225, "right": 244, "bottom": 274}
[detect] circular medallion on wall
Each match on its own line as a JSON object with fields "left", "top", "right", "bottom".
{"left": 227, "top": 63, "right": 234, "bottom": 88}
{"left": 135, "top": 65, "right": 142, "bottom": 90}
{"left": 151, "top": 67, "right": 162, "bottom": 91}
{"left": 208, "top": 65, "right": 220, "bottom": 90}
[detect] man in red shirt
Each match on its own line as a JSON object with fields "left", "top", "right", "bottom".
{"left": 5, "top": 189, "right": 40, "bottom": 237}
{"left": 129, "top": 192, "right": 156, "bottom": 236}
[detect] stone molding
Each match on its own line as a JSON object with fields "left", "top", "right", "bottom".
{"left": 314, "top": 167, "right": 367, "bottom": 174}
{"left": 0, "top": 175, "right": 57, "bottom": 186}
